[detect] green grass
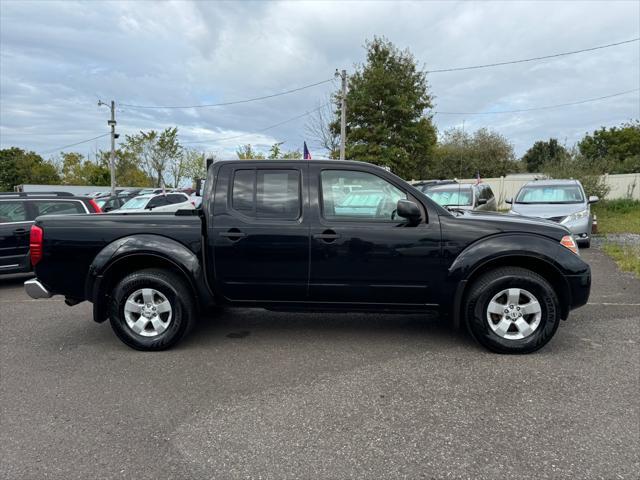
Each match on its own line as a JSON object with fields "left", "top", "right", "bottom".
{"left": 592, "top": 199, "right": 640, "bottom": 234}
{"left": 602, "top": 243, "right": 640, "bottom": 278}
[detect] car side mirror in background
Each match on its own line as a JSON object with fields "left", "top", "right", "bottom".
{"left": 505, "top": 198, "right": 513, "bottom": 204}
{"left": 195, "top": 178, "right": 203, "bottom": 197}
{"left": 103, "top": 206, "right": 113, "bottom": 212}
{"left": 477, "top": 198, "right": 487, "bottom": 205}
{"left": 396, "top": 199, "right": 421, "bottom": 224}
{"left": 588, "top": 196, "right": 599, "bottom": 204}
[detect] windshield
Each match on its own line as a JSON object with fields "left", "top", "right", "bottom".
{"left": 120, "top": 197, "right": 149, "bottom": 210}
{"left": 515, "top": 185, "right": 584, "bottom": 204}
{"left": 425, "top": 188, "right": 473, "bottom": 207}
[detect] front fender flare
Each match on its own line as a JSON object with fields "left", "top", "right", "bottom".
{"left": 448, "top": 233, "right": 587, "bottom": 329}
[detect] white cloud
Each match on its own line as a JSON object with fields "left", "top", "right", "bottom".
{"left": 0, "top": 0, "right": 638, "bottom": 162}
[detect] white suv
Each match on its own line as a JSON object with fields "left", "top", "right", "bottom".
{"left": 117, "top": 193, "right": 195, "bottom": 213}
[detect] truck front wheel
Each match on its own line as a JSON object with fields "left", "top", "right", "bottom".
{"left": 464, "top": 267, "right": 560, "bottom": 354}
{"left": 109, "top": 268, "right": 195, "bottom": 351}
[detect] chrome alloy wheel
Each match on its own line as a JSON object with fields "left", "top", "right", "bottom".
{"left": 123, "top": 288, "right": 172, "bottom": 337}
{"left": 486, "top": 288, "right": 542, "bottom": 340}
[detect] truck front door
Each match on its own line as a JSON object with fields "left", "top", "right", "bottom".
{"left": 308, "top": 166, "right": 442, "bottom": 307}
{"left": 209, "top": 163, "right": 309, "bottom": 302}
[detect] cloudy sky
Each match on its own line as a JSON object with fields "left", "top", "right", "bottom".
{"left": 0, "top": 0, "right": 638, "bottom": 161}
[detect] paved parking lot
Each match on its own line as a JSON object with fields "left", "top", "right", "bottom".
{"left": 1, "top": 248, "right": 638, "bottom": 479}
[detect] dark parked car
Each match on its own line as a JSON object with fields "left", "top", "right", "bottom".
{"left": 0, "top": 192, "right": 101, "bottom": 274}
{"left": 424, "top": 183, "right": 497, "bottom": 212}
{"left": 24, "top": 160, "right": 590, "bottom": 354}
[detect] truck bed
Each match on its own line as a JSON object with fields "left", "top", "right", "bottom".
{"left": 34, "top": 212, "right": 203, "bottom": 299}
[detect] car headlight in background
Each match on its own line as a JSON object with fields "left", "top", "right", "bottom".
{"left": 562, "top": 209, "right": 589, "bottom": 223}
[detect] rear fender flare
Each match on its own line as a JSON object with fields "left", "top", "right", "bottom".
{"left": 86, "top": 234, "right": 212, "bottom": 322}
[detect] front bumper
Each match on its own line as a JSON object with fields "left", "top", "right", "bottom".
{"left": 561, "top": 216, "right": 592, "bottom": 242}
{"left": 565, "top": 268, "right": 591, "bottom": 311}
{"left": 24, "top": 279, "right": 52, "bottom": 299}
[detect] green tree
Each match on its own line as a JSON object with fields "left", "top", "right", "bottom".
{"left": 181, "top": 149, "right": 208, "bottom": 186}
{"left": 578, "top": 121, "right": 640, "bottom": 174}
{"left": 543, "top": 147, "right": 610, "bottom": 199}
{"left": 331, "top": 37, "right": 437, "bottom": 178}
{"left": 236, "top": 144, "right": 265, "bottom": 160}
{"left": 521, "top": 138, "right": 567, "bottom": 173}
{"left": 0, "top": 147, "right": 60, "bottom": 190}
{"left": 125, "top": 127, "right": 182, "bottom": 187}
{"left": 431, "top": 127, "right": 521, "bottom": 179}
{"left": 96, "top": 149, "right": 152, "bottom": 187}
{"left": 268, "top": 142, "right": 302, "bottom": 159}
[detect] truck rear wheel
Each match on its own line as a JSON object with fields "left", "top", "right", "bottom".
{"left": 464, "top": 267, "right": 560, "bottom": 354}
{"left": 109, "top": 268, "right": 195, "bottom": 351}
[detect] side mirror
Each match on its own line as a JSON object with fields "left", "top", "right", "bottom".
{"left": 588, "top": 196, "right": 599, "bottom": 204}
{"left": 505, "top": 197, "right": 513, "bottom": 204}
{"left": 477, "top": 198, "right": 487, "bottom": 205}
{"left": 146, "top": 205, "right": 154, "bottom": 210}
{"left": 103, "top": 206, "right": 113, "bottom": 212}
{"left": 396, "top": 199, "right": 421, "bottom": 223}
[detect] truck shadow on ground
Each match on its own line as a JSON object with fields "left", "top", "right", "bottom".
{"left": 178, "top": 308, "right": 480, "bottom": 351}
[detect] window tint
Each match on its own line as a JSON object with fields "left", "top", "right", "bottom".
{"left": 167, "top": 193, "right": 187, "bottom": 204}
{"left": 231, "top": 169, "right": 301, "bottom": 219}
{"left": 0, "top": 201, "right": 27, "bottom": 223}
{"left": 232, "top": 170, "right": 254, "bottom": 213}
{"left": 321, "top": 170, "right": 405, "bottom": 220}
{"left": 147, "top": 195, "right": 170, "bottom": 208}
{"left": 31, "top": 201, "right": 85, "bottom": 217}
{"left": 257, "top": 170, "right": 300, "bottom": 219}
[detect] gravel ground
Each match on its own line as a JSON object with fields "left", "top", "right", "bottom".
{"left": 1, "top": 247, "right": 639, "bottom": 479}
{"left": 592, "top": 233, "right": 640, "bottom": 247}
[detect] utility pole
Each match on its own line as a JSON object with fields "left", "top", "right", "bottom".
{"left": 98, "top": 100, "right": 117, "bottom": 195}
{"left": 339, "top": 69, "right": 347, "bottom": 160}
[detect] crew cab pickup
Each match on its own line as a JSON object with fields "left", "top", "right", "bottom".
{"left": 24, "top": 160, "right": 591, "bottom": 353}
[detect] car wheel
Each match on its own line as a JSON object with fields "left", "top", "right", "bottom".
{"left": 109, "top": 268, "right": 195, "bottom": 351}
{"left": 464, "top": 267, "right": 560, "bottom": 354}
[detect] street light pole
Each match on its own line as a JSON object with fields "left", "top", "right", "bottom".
{"left": 98, "top": 100, "right": 117, "bottom": 195}
{"left": 339, "top": 69, "right": 347, "bottom": 161}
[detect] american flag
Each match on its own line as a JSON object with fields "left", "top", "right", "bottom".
{"left": 303, "top": 141, "right": 312, "bottom": 160}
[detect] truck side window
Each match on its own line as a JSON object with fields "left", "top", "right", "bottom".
{"left": 321, "top": 170, "right": 405, "bottom": 221}
{"left": 257, "top": 170, "right": 300, "bottom": 219}
{"left": 231, "top": 169, "right": 301, "bottom": 220}
{"left": 232, "top": 170, "right": 255, "bottom": 214}
{"left": 0, "top": 201, "right": 27, "bottom": 223}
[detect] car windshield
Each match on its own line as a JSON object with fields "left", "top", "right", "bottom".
{"left": 120, "top": 197, "right": 149, "bottom": 210}
{"left": 425, "top": 188, "right": 473, "bottom": 207}
{"left": 515, "top": 185, "right": 584, "bottom": 204}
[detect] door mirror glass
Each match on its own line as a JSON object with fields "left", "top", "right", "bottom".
{"left": 588, "top": 195, "right": 599, "bottom": 204}
{"left": 396, "top": 199, "right": 421, "bottom": 223}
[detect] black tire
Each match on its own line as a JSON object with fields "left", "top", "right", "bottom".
{"left": 109, "top": 268, "right": 195, "bottom": 351}
{"left": 464, "top": 267, "right": 560, "bottom": 354}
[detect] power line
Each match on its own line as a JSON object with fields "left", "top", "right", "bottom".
{"left": 120, "top": 78, "right": 334, "bottom": 109}
{"left": 40, "top": 133, "right": 110, "bottom": 155}
{"left": 183, "top": 103, "right": 331, "bottom": 145}
{"left": 434, "top": 88, "right": 639, "bottom": 115}
{"left": 427, "top": 37, "right": 639, "bottom": 73}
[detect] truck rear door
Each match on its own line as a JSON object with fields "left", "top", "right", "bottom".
{"left": 209, "top": 162, "right": 309, "bottom": 302}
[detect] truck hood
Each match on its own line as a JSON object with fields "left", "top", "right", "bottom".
{"left": 451, "top": 210, "right": 571, "bottom": 241}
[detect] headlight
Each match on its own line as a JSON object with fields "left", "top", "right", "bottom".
{"left": 562, "top": 209, "right": 589, "bottom": 223}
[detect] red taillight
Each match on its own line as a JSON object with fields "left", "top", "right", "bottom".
{"left": 88, "top": 199, "right": 102, "bottom": 213}
{"left": 30, "top": 225, "right": 43, "bottom": 266}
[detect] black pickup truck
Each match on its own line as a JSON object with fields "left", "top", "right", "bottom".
{"left": 24, "top": 160, "right": 591, "bottom": 353}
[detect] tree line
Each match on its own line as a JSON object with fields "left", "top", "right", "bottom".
{"left": 2, "top": 37, "right": 638, "bottom": 193}
{"left": 305, "top": 36, "right": 639, "bottom": 186}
